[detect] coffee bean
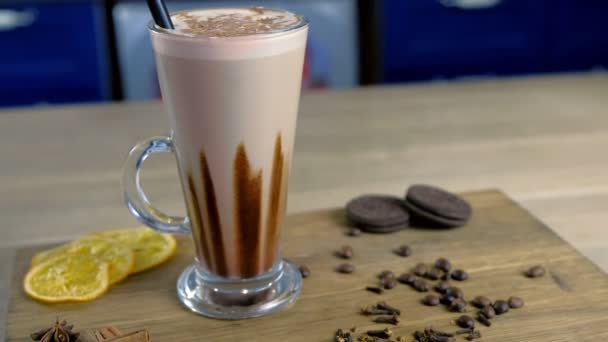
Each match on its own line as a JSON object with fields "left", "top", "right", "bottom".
{"left": 382, "top": 277, "right": 398, "bottom": 290}
{"left": 346, "top": 228, "right": 362, "bottom": 237}
{"left": 435, "top": 258, "right": 452, "bottom": 272}
{"left": 336, "top": 263, "right": 355, "bottom": 274}
{"left": 394, "top": 244, "right": 412, "bottom": 257}
{"left": 441, "top": 271, "right": 451, "bottom": 281}
{"left": 456, "top": 315, "right": 475, "bottom": 329}
{"left": 336, "top": 245, "right": 354, "bottom": 259}
{"left": 440, "top": 294, "right": 457, "bottom": 306}
{"left": 425, "top": 268, "right": 443, "bottom": 281}
{"left": 422, "top": 294, "right": 440, "bottom": 306}
{"left": 450, "top": 298, "right": 467, "bottom": 312}
{"left": 525, "top": 265, "right": 546, "bottom": 278}
{"left": 480, "top": 305, "right": 496, "bottom": 319}
{"left": 508, "top": 296, "right": 524, "bottom": 309}
{"left": 397, "top": 273, "right": 416, "bottom": 285}
{"left": 471, "top": 296, "right": 491, "bottom": 309}
{"left": 299, "top": 265, "right": 311, "bottom": 278}
{"left": 414, "top": 263, "right": 428, "bottom": 276}
{"left": 434, "top": 281, "right": 450, "bottom": 294}
{"left": 365, "top": 286, "right": 384, "bottom": 294}
{"left": 378, "top": 270, "right": 395, "bottom": 280}
{"left": 493, "top": 300, "right": 510, "bottom": 315}
{"left": 451, "top": 269, "right": 469, "bottom": 281}
{"left": 413, "top": 279, "right": 430, "bottom": 292}
{"left": 446, "top": 287, "right": 464, "bottom": 299}
{"left": 477, "top": 313, "right": 492, "bottom": 327}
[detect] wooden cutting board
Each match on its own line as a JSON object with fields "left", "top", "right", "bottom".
{"left": 6, "top": 190, "right": 608, "bottom": 341}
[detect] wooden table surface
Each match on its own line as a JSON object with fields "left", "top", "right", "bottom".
{"left": 1, "top": 73, "right": 607, "bottom": 339}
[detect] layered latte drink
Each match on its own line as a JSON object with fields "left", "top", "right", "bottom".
{"left": 150, "top": 8, "right": 307, "bottom": 278}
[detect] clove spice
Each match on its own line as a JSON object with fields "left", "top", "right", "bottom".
{"left": 372, "top": 315, "right": 399, "bottom": 325}
{"left": 366, "top": 328, "right": 392, "bottom": 339}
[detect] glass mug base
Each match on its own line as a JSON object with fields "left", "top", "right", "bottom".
{"left": 176, "top": 259, "right": 303, "bottom": 319}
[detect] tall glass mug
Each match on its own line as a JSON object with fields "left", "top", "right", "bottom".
{"left": 122, "top": 8, "right": 308, "bottom": 319}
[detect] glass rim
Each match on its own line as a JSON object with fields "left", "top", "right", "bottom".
{"left": 148, "top": 7, "right": 309, "bottom": 41}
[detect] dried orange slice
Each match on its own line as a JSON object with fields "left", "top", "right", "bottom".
{"left": 88, "top": 227, "right": 176, "bottom": 273}
{"left": 24, "top": 253, "right": 109, "bottom": 303}
{"left": 31, "top": 238, "right": 134, "bottom": 285}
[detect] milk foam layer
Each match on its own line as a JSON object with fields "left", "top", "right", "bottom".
{"left": 151, "top": 8, "right": 307, "bottom": 60}
{"left": 172, "top": 8, "right": 303, "bottom": 37}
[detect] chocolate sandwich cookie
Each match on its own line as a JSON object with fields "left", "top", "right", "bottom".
{"left": 345, "top": 195, "right": 409, "bottom": 233}
{"left": 404, "top": 185, "right": 472, "bottom": 227}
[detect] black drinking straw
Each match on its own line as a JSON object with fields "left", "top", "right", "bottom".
{"left": 146, "top": 0, "right": 174, "bottom": 29}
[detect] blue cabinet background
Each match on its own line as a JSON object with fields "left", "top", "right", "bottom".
{"left": 0, "top": 0, "right": 111, "bottom": 107}
{"left": 1, "top": 0, "right": 607, "bottom": 107}
{"left": 381, "top": 0, "right": 608, "bottom": 83}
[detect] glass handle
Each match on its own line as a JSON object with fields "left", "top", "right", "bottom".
{"left": 122, "top": 136, "right": 191, "bottom": 234}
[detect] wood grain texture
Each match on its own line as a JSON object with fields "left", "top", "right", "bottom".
{"left": 2, "top": 73, "right": 608, "bottom": 340}
{"left": 1, "top": 74, "right": 607, "bottom": 271}
{"left": 6, "top": 191, "right": 608, "bottom": 341}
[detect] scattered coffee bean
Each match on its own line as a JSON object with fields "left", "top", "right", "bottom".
{"left": 372, "top": 315, "right": 400, "bottom": 325}
{"left": 394, "top": 244, "right": 412, "bottom": 257}
{"left": 425, "top": 268, "right": 443, "bottom": 280}
{"left": 508, "top": 296, "right": 525, "bottom": 309}
{"left": 456, "top": 315, "right": 475, "bottom": 329}
{"left": 365, "top": 286, "right": 384, "bottom": 294}
{"left": 346, "top": 228, "right": 362, "bottom": 237}
{"left": 441, "top": 271, "right": 451, "bottom": 281}
{"left": 525, "top": 265, "right": 546, "bottom": 278}
{"left": 440, "top": 294, "right": 457, "bottom": 306}
{"left": 361, "top": 306, "right": 392, "bottom": 316}
{"left": 449, "top": 298, "right": 467, "bottom": 312}
{"left": 480, "top": 305, "right": 496, "bottom": 319}
{"left": 422, "top": 294, "right": 440, "bottom": 306}
{"left": 451, "top": 269, "right": 469, "bottom": 281}
{"left": 336, "top": 263, "right": 355, "bottom": 274}
{"left": 477, "top": 313, "right": 492, "bottom": 327}
{"left": 445, "top": 287, "right": 464, "bottom": 299}
{"left": 377, "top": 301, "right": 401, "bottom": 315}
{"left": 471, "top": 296, "right": 491, "bottom": 309}
{"left": 414, "top": 263, "right": 428, "bottom": 276}
{"left": 434, "top": 281, "right": 450, "bottom": 294}
{"left": 381, "top": 277, "right": 398, "bottom": 290}
{"left": 493, "top": 300, "right": 510, "bottom": 315}
{"left": 336, "top": 245, "right": 354, "bottom": 259}
{"left": 366, "top": 328, "right": 393, "bottom": 339}
{"left": 435, "top": 258, "right": 452, "bottom": 272}
{"left": 412, "top": 279, "right": 430, "bottom": 292}
{"left": 397, "top": 273, "right": 416, "bottom": 285}
{"left": 299, "top": 265, "right": 311, "bottom": 278}
{"left": 378, "top": 270, "right": 395, "bottom": 279}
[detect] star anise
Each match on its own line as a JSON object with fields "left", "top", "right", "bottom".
{"left": 30, "top": 319, "right": 79, "bottom": 342}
